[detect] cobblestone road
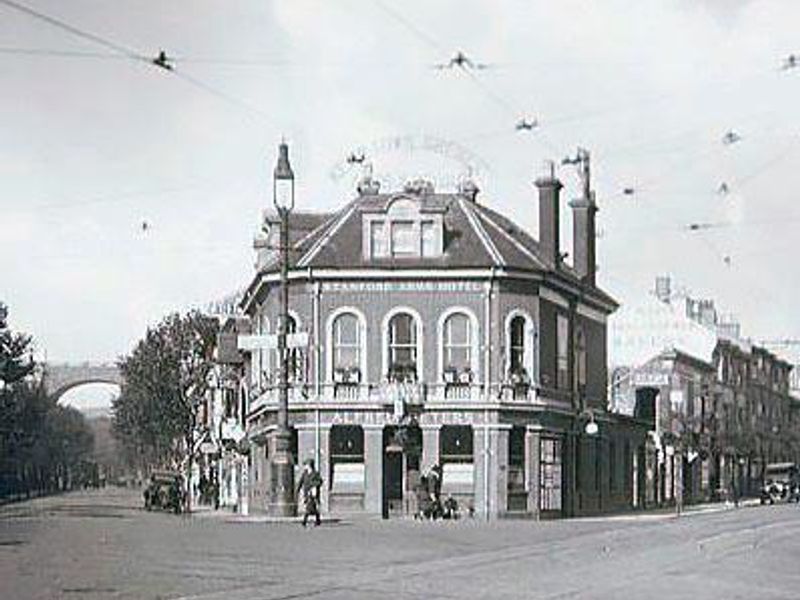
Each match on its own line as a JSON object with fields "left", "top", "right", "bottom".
{"left": 2, "top": 487, "right": 800, "bottom": 599}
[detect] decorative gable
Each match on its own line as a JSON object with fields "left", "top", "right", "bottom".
{"left": 361, "top": 194, "right": 445, "bottom": 260}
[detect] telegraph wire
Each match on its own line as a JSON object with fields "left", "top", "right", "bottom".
{"left": 0, "top": 0, "right": 148, "bottom": 62}
{"left": 0, "top": 46, "right": 128, "bottom": 59}
{"left": 169, "top": 69, "right": 272, "bottom": 122}
{"left": 371, "top": 0, "right": 560, "bottom": 157}
{"left": 373, "top": 0, "right": 446, "bottom": 54}
{"left": 0, "top": 0, "right": 272, "bottom": 124}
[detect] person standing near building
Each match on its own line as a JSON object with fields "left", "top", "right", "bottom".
{"left": 297, "top": 459, "right": 323, "bottom": 527}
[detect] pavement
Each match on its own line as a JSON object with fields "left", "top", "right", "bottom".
{"left": 2, "top": 487, "right": 800, "bottom": 599}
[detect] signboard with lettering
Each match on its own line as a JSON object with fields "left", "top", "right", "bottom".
{"left": 632, "top": 371, "right": 670, "bottom": 387}
{"left": 238, "top": 332, "right": 309, "bottom": 351}
{"left": 321, "top": 281, "right": 483, "bottom": 293}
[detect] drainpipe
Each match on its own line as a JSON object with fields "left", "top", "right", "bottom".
{"left": 313, "top": 279, "right": 321, "bottom": 467}
{"left": 484, "top": 411, "right": 490, "bottom": 520}
{"left": 483, "top": 274, "right": 494, "bottom": 519}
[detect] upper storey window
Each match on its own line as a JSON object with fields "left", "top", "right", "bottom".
{"left": 391, "top": 220, "right": 416, "bottom": 256}
{"left": 362, "top": 195, "right": 445, "bottom": 260}
{"left": 370, "top": 221, "right": 389, "bottom": 258}
{"left": 421, "top": 221, "right": 436, "bottom": 257}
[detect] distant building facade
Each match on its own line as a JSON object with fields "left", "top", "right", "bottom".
{"left": 236, "top": 167, "right": 647, "bottom": 519}
{"left": 193, "top": 315, "right": 250, "bottom": 513}
{"left": 610, "top": 276, "right": 799, "bottom": 506}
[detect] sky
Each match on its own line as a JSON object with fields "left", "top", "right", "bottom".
{"left": 3, "top": 0, "right": 800, "bottom": 404}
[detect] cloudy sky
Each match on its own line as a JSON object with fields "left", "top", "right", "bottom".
{"left": 2, "top": 0, "right": 800, "bottom": 391}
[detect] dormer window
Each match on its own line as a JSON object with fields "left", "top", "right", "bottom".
{"left": 362, "top": 195, "right": 445, "bottom": 260}
{"left": 421, "top": 221, "right": 436, "bottom": 257}
{"left": 391, "top": 221, "right": 416, "bottom": 256}
{"left": 370, "top": 221, "right": 389, "bottom": 258}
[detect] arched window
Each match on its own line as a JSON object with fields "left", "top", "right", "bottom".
{"left": 332, "top": 312, "right": 362, "bottom": 382}
{"left": 442, "top": 313, "right": 472, "bottom": 379}
{"left": 505, "top": 311, "right": 536, "bottom": 388}
{"left": 509, "top": 316, "right": 526, "bottom": 374}
{"left": 285, "top": 315, "right": 305, "bottom": 383}
{"left": 388, "top": 312, "right": 418, "bottom": 381}
{"left": 255, "top": 314, "right": 269, "bottom": 387}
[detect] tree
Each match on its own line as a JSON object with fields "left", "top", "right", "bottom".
{"left": 0, "top": 302, "right": 96, "bottom": 499}
{"left": 0, "top": 302, "right": 35, "bottom": 387}
{"left": 113, "top": 310, "right": 218, "bottom": 507}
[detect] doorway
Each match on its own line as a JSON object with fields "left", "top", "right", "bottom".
{"left": 383, "top": 449, "right": 404, "bottom": 518}
{"left": 382, "top": 423, "right": 421, "bottom": 518}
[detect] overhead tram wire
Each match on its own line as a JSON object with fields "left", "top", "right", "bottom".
{"left": 371, "top": 9, "right": 784, "bottom": 238}
{"left": 0, "top": 0, "right": 148, "bottom": 62}
{"left": 0, "top": 0, "right": 272, "bottom": 125}
{"left": 0, "top": 46, "right": 130, "bottom": 60}
{"left": 371, "top": 0, "right": 560, "bottom": 157}
{"left": 373, "top": 0, "right": 800, "bottom": 261}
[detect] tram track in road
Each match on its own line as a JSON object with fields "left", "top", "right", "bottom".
{"left": 170, "top": 507, "right": 800, "bottom": 600}
{"left": 169, "top": 518, "right": 681, "bottom": 600}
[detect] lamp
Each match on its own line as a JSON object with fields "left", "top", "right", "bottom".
{"left": 584, "top": 413, "right": 599, "bottom": 436}
{"left": 273, "top": 141, "right": 295, "bottom": 213}
{"left": 268, "top": 140, "right": 296, "bottom": 517}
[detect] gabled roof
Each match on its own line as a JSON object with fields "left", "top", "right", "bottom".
{"left": 246, "top": 187, "right": 616, "bottom": 308}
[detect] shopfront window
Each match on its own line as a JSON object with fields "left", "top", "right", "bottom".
{"left": 508, "top": 426, "right": 526, "bottom": 493}
{"left": 539, "top": 438, "right": 563, "bottom": 512}
{"left": 330, "top": 425, "right": 365, "bottom": 495}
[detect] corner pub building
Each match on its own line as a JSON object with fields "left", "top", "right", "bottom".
{"left": 238, "top": 153, "right": 647, "bottom": 519}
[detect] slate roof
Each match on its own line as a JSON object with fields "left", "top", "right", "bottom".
{"left": 251, "top": 187, "right": 617, "bottom": 308}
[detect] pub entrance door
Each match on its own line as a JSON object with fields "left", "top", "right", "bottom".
{"left": 383, "top": 448, "right": 404, "bottom": 518}
{"left": 382, "top": 423, "right": 422, "bottom": 518}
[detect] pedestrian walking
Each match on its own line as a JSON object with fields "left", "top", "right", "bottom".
{"left": 297, "top": 459, "right": 323, "bottom": 527}
{"left": 730, "top": 476, "right": 739, "bottom": 508}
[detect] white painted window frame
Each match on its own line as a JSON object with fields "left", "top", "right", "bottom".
{"left": 381, "top": 306, "right": 424, "bottom": 381}
{"left": 437, "top": 307, "right": 480, "bottom": 383}
{"left": 325, "top": 306, "right": 368, "bottom": 383}
{"left": 503, "top": 309, "right": 538, "bottom": 385}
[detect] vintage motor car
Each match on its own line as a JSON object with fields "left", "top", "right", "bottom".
{"left": 760, "top": 462, "right": 800, "bottom": 505}
{"left": 143, "top": 471, "right": 186, "bottom": 514}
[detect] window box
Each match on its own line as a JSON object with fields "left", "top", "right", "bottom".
{"left": 388, "top": 363, "right": 417, "bottom": 383}
{"left": 334, "top": 366, "right": 361, "bottom": 385}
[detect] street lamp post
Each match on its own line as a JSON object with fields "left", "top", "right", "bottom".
{"left": 269, "top": 141, "right": 296, "bottom": 517}
{"left": 569, "top": 409, "right": 599, "bottom": 517}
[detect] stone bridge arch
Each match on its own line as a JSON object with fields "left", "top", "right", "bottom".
{"left": 43, "top": 363, "right": 123, "bottom": 404}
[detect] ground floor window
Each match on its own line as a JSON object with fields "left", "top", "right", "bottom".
{"left": 540, "top": 437, "right": 563, "bottom": 512}
{"left": 440, "top": 425, "right": 474, "bottom": 492}
{"left": 440, "top": 425, "right": 474, "bottom": 463}
{"left": 508, "top": 426, "right": 526, "bottom": 493}
{"left": 330, "top": 425, "right": 364, "bottom": 493}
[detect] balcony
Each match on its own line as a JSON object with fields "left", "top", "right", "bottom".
{"left": 498, "top": 384, "right": 539, "bottom": 403}
{"left": 426, "top": 383, "right": 483, "bottom": 403}
{"left": 247, "top": 378, "right": 546, "bottom": 411}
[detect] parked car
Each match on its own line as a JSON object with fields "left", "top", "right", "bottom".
{"left": 143, "top": 471, "right": 186, "bottom": 514}
{"left": 760, "top": 462, "right": 799, "bottom": 505}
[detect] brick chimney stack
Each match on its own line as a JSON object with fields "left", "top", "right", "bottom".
{"left": 567, "top": 148, "right": 597, "bottom": 285}
{"left": 570, "top": 194, "right": 597, "bottom": 285}
{"left": 535, "top": 163, "right": 563, "bottom": 268}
